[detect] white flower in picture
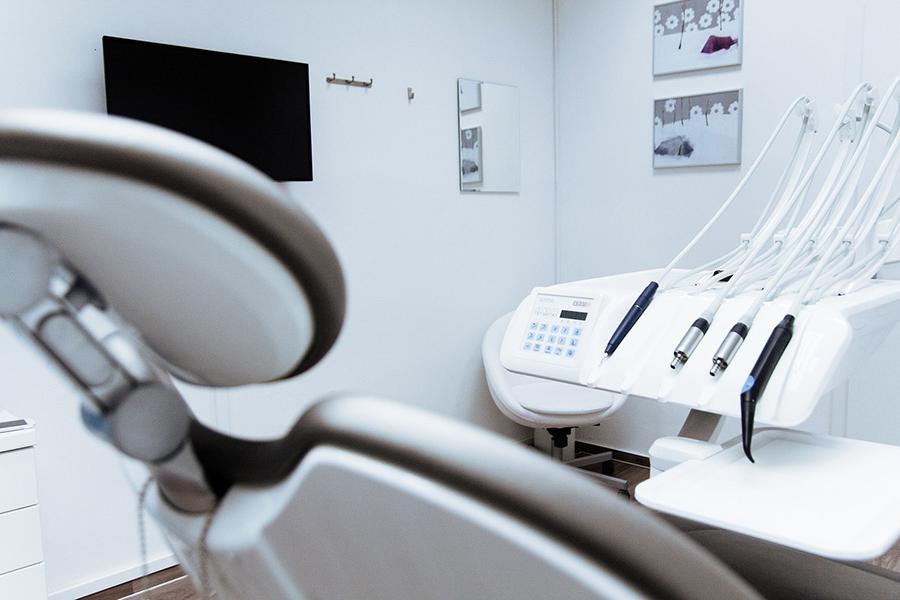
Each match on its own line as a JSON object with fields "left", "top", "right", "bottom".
{"left": 706, "top": 0, "right": 720, "bottom": 13}
{"left": 710, "top": 102, "right": 724, "bottom": 115}
{"left": 718, "top": 12, "right": 732, "bottom": 24}
{"left": 690, "top": 105, "right": 704, "bottom": 118}
{"left": 685, "top": 22, "right": 699, "bottom": 32}
{"left": 655, "top": 23, "right": 665, "bottom": 36}
{"left": 683, "top": 7, "right": 695, "bottom": 22}
{"left": 654, "top": 116, "right": 662, "bottom": 127}
{"left": 699, "top": 13, "right": 713, "bottom": 28}
{"left": 654, "top": 9, "right": 661, "bottom": 23}
{"left": 722, "top": 0, "right": 735, "bottom": 12}
{"left": 728, "top": 100, "right": 740, "bottom": 114}
{"left": 666, "top": 14, "right": 679, "bottom": 29}
{"left": 665, "top": 98, "right": 677, "bottom": 113}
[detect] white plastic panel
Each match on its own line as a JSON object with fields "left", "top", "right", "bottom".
{"left": 0, "top": 563, "right": 46, "bottom": 599}
{"left": 0, "top": 448, "right": 38, "bottom": 514}
{"left": 0, "top": 420, "right": 34, "bottom": 454}
{"left": 0, "top": 506, "right": 43, "bottom": 575}
{"left": 500, "top": 270, "right": 900, "bottom": 426}
{"left": 636, "top": 430, "right": 900, "bottom": 560}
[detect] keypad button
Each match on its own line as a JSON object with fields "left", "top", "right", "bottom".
{"left": 566, "top": 349, "right": 575, "bottom": 358}
{"left": 573, "top": 328, "right": 583, "bottom": 336}
{"left": 543, "top": 345, "right": 552, "bottom": 354}
{"left": 523, "top": 342, "right": 532, "bottom": 350}
{"left": 547, "top": 335, "right": 556, "bottom": 344}
{"left": 536, "top": 334, "right": 545, "bottom": 342}
{"left": 554, "top": 347, "right": 563, "bottom": 356}
{"left": 539, "top": 323, "right": 548, "bottom": 331}
{"left": 526, "top": 332, "right": 535, "bottom": 341}
{"left": 551, "top": 325, "right": 560, "bottom": 333}
{"left": 570, "top": 338, "right": 578, "bottom": 347}
{"left": 558, "top": 337, "right": 567, "bottom": 345}
{"left": 530, "top": 322, "right": 538, "bottom": 330}
{"left": 533, "top": 344, "right": 542, "bottom": 352}
{"left": 560, "top": 326, "right": 570, "bottom": 335}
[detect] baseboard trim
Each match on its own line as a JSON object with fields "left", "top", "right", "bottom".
{"left": 48, "top": 554, "right": 177, "bottom": 600}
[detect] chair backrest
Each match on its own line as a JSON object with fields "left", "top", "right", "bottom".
{"left": 160, "top": 396, "right": 762, "bottom": 600}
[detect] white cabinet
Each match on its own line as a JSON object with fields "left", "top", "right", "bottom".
{"left": 0, "top": 413, "right": 46, "bottom": 599}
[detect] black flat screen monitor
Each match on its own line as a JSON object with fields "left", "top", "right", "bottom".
{"left": 103, "top": 36, "right": 312, "bottom": 181}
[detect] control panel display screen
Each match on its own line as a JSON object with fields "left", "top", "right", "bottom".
{"left": 559, "top": 310, "right": 587, "bottom": 321}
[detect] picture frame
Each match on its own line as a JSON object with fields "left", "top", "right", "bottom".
{"left": 653, "top": 0, "right": 743, "bottom": 76}
{"left": 653, "top": 89, "right": 743, "bottom": 168}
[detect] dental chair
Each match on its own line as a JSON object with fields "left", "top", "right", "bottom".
{"left": 0, "top": 110, "right": 896, "bottom": 599}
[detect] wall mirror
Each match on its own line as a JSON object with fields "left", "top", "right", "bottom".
{"left": 457, "top": 78, "right": 520, "bottom": 193}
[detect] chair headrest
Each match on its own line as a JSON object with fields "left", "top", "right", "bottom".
{"left": 0, "top": 109, "right": 345, "bottom": 386}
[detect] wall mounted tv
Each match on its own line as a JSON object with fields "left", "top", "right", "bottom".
{"left": 103, "top": 36, "right": 312, "bottom": 182}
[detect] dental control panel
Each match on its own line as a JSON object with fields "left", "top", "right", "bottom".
{"left": 521, "top": 294, "right": 589, "bottom": 360}
{"left": 500, "top": 283, "right": 608, "bottom": 383}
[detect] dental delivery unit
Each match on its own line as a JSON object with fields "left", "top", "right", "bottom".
{"left": 486, "top": 79, "right": 900, "bottom": 561}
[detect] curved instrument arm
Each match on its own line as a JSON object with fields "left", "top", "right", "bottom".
{"left": 0, "top": 225, "right": 216, "bottom": 512}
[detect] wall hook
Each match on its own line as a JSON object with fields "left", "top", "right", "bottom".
{"left": 326, "top": 73, "right": 374, "bottom": 88}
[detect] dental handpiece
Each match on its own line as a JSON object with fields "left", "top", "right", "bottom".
{"left": 710, "top": 322, "right": 749, "bottom": 376}
{"left": 670, "top": 317, "right": 709, "bottom": 369}
{"left": 740, "top": 314, "right": 794, "bottom": 462}
{"left": 603, "top": 281, "right": 658, "bottom": 358}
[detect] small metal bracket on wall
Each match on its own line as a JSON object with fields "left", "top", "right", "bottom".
{"left": 326, "top": 73, "right": 373, "bottom": 88}
{"left": 407, "top": 87, "right": 415, "bottom": 101}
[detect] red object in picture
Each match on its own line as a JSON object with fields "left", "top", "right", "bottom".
{"left": 701, "top": 35, "right": 739, "bottom": 54}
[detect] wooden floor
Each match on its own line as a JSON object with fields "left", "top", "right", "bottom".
{"left": 82, "top": 566, "right": 197, "bottom": 600}
{"left": 81, "top": 458, "right": 900, "bottom": 599}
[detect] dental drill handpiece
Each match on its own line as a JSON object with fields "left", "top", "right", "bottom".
{"left": 740, "top": 314, "right": 794, "bottom": 462}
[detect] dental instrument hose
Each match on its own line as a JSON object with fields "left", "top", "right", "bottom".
{"left": 599, "top": 97, "right": 812, "bottom": 364}
{"left": 704, "top": 84, "right": 875, "bottom": 376}
{"left": 740, "top": 314, "right": 794, "bottom": 462}
{"left": 739, "top": 79, "right": 895, "bottom": 461}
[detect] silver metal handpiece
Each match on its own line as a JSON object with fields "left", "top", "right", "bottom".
{"left": 710, "top": 323, "right": 749, "bottom": 376}
{"left": 670, "top": 318, "right": 709, "bottom": 369}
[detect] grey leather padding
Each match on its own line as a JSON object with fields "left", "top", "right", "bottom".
{"left": 0, "top": 109, "right": 345, "bottom": 378}
{"left": 661, "top": 514, "right": 900, "bottom": 600}
{"left": 195, "top": 395, "right": 762, "bottom": 600}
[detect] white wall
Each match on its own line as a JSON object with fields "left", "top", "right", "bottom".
{"left": 0, "top": 0, "right": 554, "bottom": 596}
{"left": 556, "top": 0, "right": 900, "bottom": 454}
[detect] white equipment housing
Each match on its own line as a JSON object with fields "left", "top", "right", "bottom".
{"left": 499, "top": 269, "right": 900, "bottom": 426}
{"left": 488, "top": 269, "right": 900, "bottom": 560}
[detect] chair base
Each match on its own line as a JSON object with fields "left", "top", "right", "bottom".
{"left": 546, "top": 427, "right": 630, "bottom": 497}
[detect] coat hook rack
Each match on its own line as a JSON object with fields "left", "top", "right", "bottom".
{"left": 326, "top": 73, "right": 373, "bottom": 88}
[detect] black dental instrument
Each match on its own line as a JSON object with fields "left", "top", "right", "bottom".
{"left": 740, "top": 314, "right": 794, "bottom": 462}
{"left": 603, "top": 281, "right": 658, "bottom": 358}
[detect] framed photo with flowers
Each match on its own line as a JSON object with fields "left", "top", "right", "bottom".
{"left": 653, "top": 89, "right": 743, "bottom": 168}
{"left": 653, "top": 0, "right": 743, "bottom": 76}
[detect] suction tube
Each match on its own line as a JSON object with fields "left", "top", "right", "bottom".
{"left": 739, "top": 315, "right": 794, "bottom": 462}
